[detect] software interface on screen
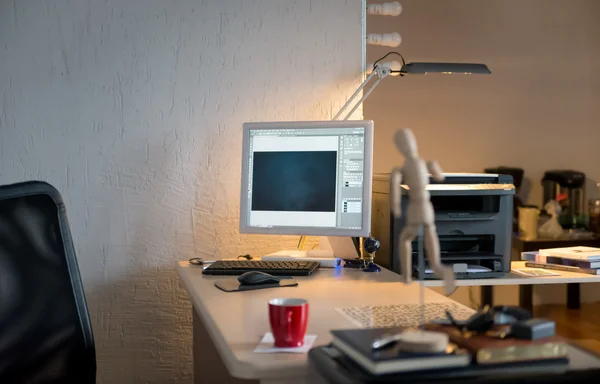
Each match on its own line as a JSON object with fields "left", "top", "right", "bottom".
{"left": 245, "top": 126, "right": 366, "bottom": 230}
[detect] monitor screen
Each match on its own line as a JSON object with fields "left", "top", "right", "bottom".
{"left": 239, "top": 120, "right": 373, "bottom": 237}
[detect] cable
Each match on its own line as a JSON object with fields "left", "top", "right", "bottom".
{"left": 297, "top": 235, "right": 306, "bottom": 249}
{"left": 445, "top": 310, "right": 461, "bottom": 330}
{"left": 468, "top": 287, "right": 480, "bottom": 309}
{"left": 419, "top": 282, "right": 425, "bottom": 329}
{"left": 372, "top": 52, "right": 406, "bottom": 74}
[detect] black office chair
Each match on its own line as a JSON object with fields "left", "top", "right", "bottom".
{"left": 0, "top": 181, "right": 96, "bottom": 383}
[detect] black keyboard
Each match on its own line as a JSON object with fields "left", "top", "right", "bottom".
{"left": 202, "top": 260, "right": 320, "bottom": 276}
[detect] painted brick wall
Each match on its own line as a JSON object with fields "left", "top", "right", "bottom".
{"left": 0, "top": 1, "right": 364, "bottom": 382}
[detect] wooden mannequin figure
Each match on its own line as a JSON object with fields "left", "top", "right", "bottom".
{"left": 390, "top": 128, "right": 456, "bottom": 295}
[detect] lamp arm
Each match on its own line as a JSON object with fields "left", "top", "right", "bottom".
{"left": 333, "top": 69, "right": 378, "bottom": 120}
{"left": 333, "top": 66, "right": 392, "bottom": 120}
{"left": 342, "top": 76, "right": 383, "bottom": 120}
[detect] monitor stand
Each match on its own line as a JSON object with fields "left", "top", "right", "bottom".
{"left": 265, "top": 249, "right": 335, "bottom": 258}
{"left": 262, "top": 237, "right": 360, "bottom": 261}
{"left": 318, "top": 236, "right": 361, "bottom": 259}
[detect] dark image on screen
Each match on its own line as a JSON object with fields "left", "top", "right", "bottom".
{"left": 251, "top": 151, "right": 337, "bottom": 212}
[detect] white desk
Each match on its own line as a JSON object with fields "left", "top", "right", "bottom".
{"left": 421, "top": 261, "right": 600, "bottom": 287}
{"left": 421, "top": 261, "right": 600, "bottom": 311}
{"left": 176, "top": 262, "right": 474, "bottom": 383}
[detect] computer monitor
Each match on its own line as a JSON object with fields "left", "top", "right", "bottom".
{"left": 239, "top": 120, "right": 374, "bottom": 237}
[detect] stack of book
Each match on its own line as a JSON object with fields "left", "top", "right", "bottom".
{"left": 521, "top": 246, "right": 600, "bottom": 275}
{"left": 330, "top": 327, "right": 471, "bottom": 376}
{"left": 328, "top": 325, "right": 569, "bottom": 380}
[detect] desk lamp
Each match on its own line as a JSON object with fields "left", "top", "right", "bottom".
{"left": 333, "top": 52, "right": 491, "bottom": 121}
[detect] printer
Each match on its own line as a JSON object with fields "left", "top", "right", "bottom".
{"left": 371, "top": 173, "right": 515, "bottom": 279}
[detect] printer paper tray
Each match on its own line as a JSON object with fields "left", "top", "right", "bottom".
{"left": 413, "top": 253, "right": 503, "bottom": 261}
{"left": 439, "top": 254, "right": 503, "bottom": 261}
{"left": 419, "top": 271, "right": 506, "bottom": 279}
{"left": 414, "top": 252, "right": 506, "bottom": 279}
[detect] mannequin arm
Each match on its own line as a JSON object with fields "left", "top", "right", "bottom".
{"left": 390, "top": 167, "right": 403, "bottom": 218}
{"left": 426, "top": 160, "right": 445, "bottom": 182}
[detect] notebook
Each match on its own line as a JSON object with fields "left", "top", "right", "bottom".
{"left": 330, "top": 327, "right": 471, "bottom": 375}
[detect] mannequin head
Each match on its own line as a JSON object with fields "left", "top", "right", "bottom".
{"left": 394, "top": 128, "right": 418, "bottom": 158}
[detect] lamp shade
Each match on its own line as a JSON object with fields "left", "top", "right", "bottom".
{"left": 401, "top": 62, "right": 491, "bottom": 75}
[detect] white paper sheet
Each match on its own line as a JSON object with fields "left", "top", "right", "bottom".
{"left": 513, "top": 268, "right": 560, "bottom": 277}
{"left": 253, "top": 332, "right": 317, "bottom": 354}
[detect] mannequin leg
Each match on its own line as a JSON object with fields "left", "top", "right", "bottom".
{"left": 397, "top": 224, "right": 419, "bottom": 284}
{"left": 424, "top": 224, "right": 456, "bottom": 295}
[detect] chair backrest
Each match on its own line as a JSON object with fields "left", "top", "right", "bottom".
{"left": 0, "top": 181, "right": 96, "bottom": 384}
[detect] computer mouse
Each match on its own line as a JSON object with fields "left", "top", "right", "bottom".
{"left": 237, "top": 271, "right": 281, "bottom": 286}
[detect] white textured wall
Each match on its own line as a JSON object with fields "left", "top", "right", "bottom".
{"left": 0, "top": 1, "right": 364, "bottom": 382}
{"left": 366, "top": 0, "right": 600, "bottom": 306}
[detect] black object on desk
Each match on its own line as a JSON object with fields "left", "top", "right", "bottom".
{"left": 202, "top": 260, "right": 319, "bottom": 276}
{"left": 511, "top": 318, "right": 556, "bottom": 340}
{"left": 343, "top": 258, "right": 365, "bottom": 268}
{"left": 237, "top": 271, "right": 281, "bottom": 285}
{"left": 438, "top": 305, "right": 531, "bottom": 334}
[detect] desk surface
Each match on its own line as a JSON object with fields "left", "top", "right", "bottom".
{"left": 421, "top": 261, "right": 600, "bottom": 287}
{"left": 176, "top": 262, "right": 473, "bottom": 380}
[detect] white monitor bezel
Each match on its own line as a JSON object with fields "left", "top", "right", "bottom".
{"left": 239, "top": 120, "right": 374, "bottom": 237}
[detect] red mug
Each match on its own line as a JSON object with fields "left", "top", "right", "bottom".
{"left": 268, "top": 298, "right": 309, "bottom": 348}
